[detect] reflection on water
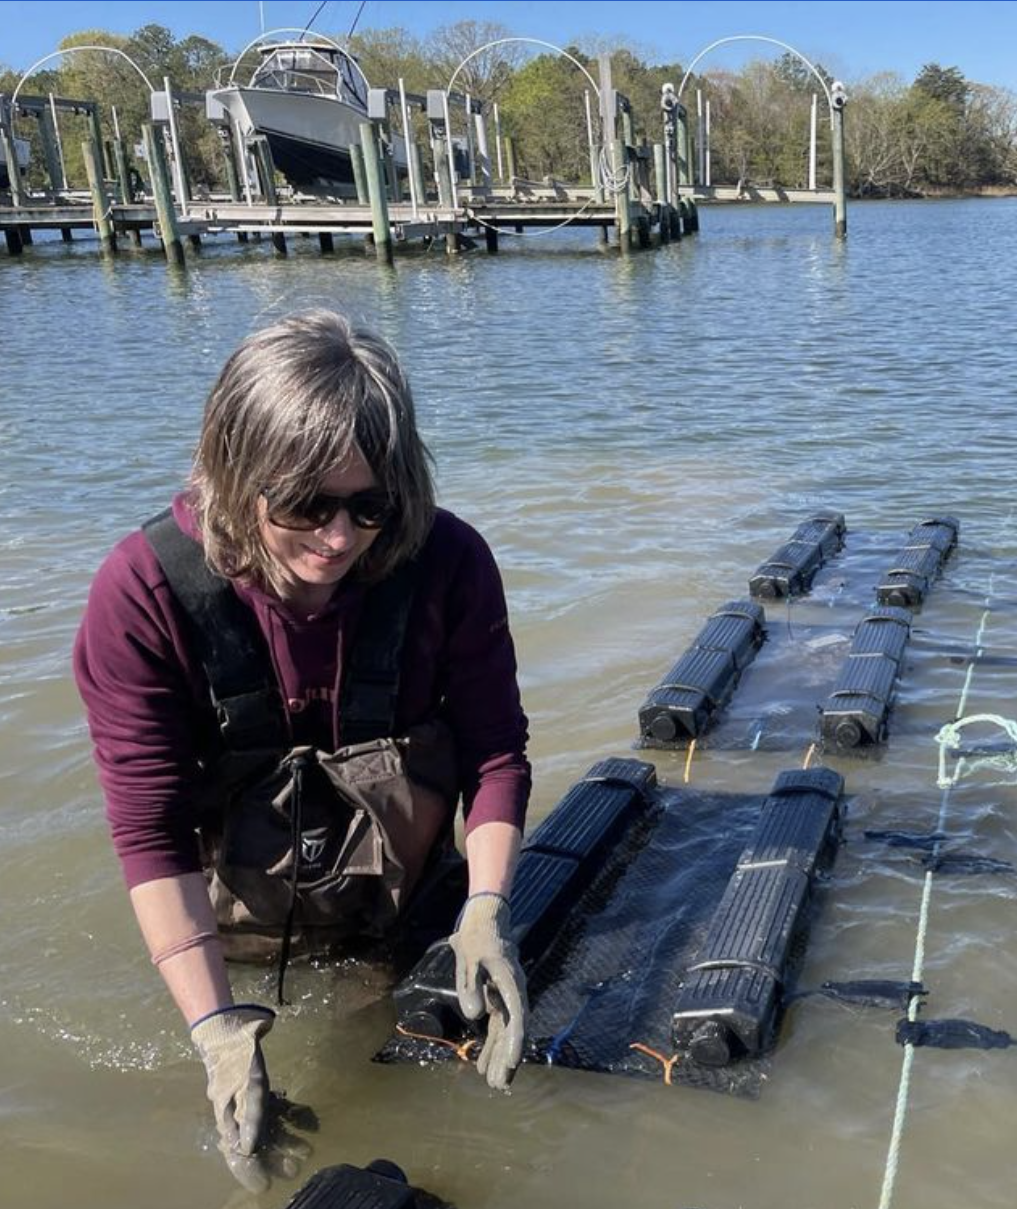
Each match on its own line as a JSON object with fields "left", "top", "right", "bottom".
{"left": 2, "top": 199, "right": 1016, "bottom": 1209}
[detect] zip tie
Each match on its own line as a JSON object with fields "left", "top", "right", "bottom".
{"left": 396, "top": 1023, "right": 478, "bottom": 1062}
{"left": 629, "top": 1042, "right": 681, "bottom": 1085}
{"left": 802, "top": 742, "right": 817, "bottom": 769}
{"left": 683, "top": 738, "right": 697, "bottom": 784}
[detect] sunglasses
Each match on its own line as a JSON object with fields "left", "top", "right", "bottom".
{"left": 262, "top": 487, "right": 396, "bottom": 531}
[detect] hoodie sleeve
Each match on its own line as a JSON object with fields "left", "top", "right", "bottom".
{"left": 73, "top": 530, "right": 210, "bottom": 888}
{"left": 435, "top": 518, "right": 531, "bottom": 834}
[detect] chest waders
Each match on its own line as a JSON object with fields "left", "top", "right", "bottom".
{"left": 143, "top": 511, "right": 460, "bottom": 1001}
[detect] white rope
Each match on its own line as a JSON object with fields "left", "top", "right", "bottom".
{"left": 877, "top": 528, "right": 1014, "bottom": 1209}
{"left": 935, "top": 713, "right": 1017, "bottom": 788}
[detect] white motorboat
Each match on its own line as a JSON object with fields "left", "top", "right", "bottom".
{"left": 208, "top": 40, "right": 405, "bottom": 198}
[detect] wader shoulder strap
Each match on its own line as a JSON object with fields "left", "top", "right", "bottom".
{"left": 143, "top": 509, "right": 289, "bottom": 750}
{"left": 142, "top": 509, "right": 423, "bottom": 750}
{"left": 339, "top": 556, "right": 421, "bottom": 746}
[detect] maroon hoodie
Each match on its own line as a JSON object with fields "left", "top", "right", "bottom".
{"left": 74, "top": 496, "right": 531, "bottom": 890}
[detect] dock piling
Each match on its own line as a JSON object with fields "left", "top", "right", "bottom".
{"left": 831, "top": 83, "right": 848, "bottom": 239}
{"left": 359, "top": 121, "right": 393, "bottom": 264}
{"left": 141, "top": 122, "right": 184, "bottom": 267}
{"left": 0, "top": 99, "right": 26, "bottom": 209}
{"left": 504, "top": 136, "right": 517, "bottom": 188}
{"left": 653, "top": 142, "right": 670, "bottom": 245}
{"left": 82, "top": 137, "right": 117, "bottom": 256}
{"left": 611, "top": 139, "right": 632, "bottom": 253}
{"left": 251, "top": 136, "right": 286, "bottom": 254}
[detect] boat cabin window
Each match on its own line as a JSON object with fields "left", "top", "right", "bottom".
{"left": 252, "top": 46, "right": 367, "bottom": 108}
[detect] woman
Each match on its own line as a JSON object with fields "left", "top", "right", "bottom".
{"left": 74, "top": 310, "right": 531, "bottom": 1181}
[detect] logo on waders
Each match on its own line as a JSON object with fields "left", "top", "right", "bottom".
{"left": 301, "top": 834, "right": 328, "bottom": 865}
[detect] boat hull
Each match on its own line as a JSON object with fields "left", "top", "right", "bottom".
{"left": 211, "top": 86, "right": 405, "bottom": 197}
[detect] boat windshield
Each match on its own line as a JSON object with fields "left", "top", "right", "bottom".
{"left": 250, "top": 45, "right": 368, "bottom": 109}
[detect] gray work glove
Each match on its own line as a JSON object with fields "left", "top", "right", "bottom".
{"left": 449, "top": 893, "right": 528, "bottom": 1090}
{"left": 191, "top": 1005, "right": 275, "bottom": 1189}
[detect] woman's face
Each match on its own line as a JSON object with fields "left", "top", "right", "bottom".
{"left": 258, "top": 448, "right": 383, "bottom": 611}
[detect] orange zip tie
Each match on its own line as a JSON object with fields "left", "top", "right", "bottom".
{"left": 629, "top": 1041, "right": 681, "bottom": 1085}
{"left": 683, "top": 738, "right": 698, "bottom": 784}
{"left": 396, "top": 1023, "right": 478, "bottom": 1062}
{"left": 802, "top": 742, "right": 817, "bottom": 769}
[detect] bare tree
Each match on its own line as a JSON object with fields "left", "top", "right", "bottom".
{"left": 426, "top": 20, "right": 526, "bottom": 104}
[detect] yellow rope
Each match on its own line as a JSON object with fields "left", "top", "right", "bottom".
{"left": 629, "top": 1042, "right": 681, "bottom": 1085}
{"left": 683, "top": 738, "right": 697, "bottom": 784}
{"left": 396, "top": 1023, "right": 477, "bottom": 1062}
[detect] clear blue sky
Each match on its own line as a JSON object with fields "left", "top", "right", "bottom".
{"left": 2, "top": 1, "right": 1016, "bottom": 89}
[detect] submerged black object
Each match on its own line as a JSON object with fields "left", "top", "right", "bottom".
{"left": 748, "top": 512, "right": 846, "bottom": 599}
{"left": 671, "top": 767, "right": 845, "bottom": 1065}
{"left": 791, "top": 979, "right": 927, "bottom": 1011}
{"left": 819, "top": 606, "right": 912, "bottom": 749}
{"left": 393, "top": 758, "right": 656, "bottom": 1039}
{"left": 638, "top": 601, "right": 766, "bottom": 746}
{"left": 285, "top": 1160, "right": 428, "bottom": 1209}
{"left": 896, "top": 1018, "right": 1012, "bottom": 1050}
{"left": 876, "top": 516, "right": 959, "bottom": 608}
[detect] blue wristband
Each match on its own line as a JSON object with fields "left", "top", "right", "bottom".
{"left": 189, "top": 1003, "right": 275, "bottom": 1032}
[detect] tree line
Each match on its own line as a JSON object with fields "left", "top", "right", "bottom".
{"left": 2, "top": 20, "right": 1014, "bottom": 197}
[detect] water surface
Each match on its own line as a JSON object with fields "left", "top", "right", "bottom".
{"left": 2, "top": 198, "right": 1016, "bottom": 1209}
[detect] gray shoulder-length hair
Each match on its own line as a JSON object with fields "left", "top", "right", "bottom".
{"left": 190, "top": 309, "right": 435, "bottom": 590}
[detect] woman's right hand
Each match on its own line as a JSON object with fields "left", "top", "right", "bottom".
{"left": 191, "top": 1004, "right": 276, "bottom": 1190}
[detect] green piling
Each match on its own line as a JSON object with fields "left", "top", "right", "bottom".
{"left": 359, "top": 120, "right": 393, "bottom": 264}
{"left": 349, "top": 142, "right": 373, "bottom": 249}
{"left": 252, "top": 137, "right": 286, "bottom": 254}
{"left": 112, "top": 136, "right": 132, "bottom": 203}
{"left": 0, "top": 111, "right": 25, "bottom": 208}
{"left": 141, "top": 123, "right": 184, "bottom": 267}
{"left": 38, "top": 107, "right": 64, "bottom": 196}
{"left": 504, "top": 135, "right": 517, "bottom": 184}
{"left": 88, "top": 107, "right": 104, "bottom": 175}
{"left": 219, "top": 126, "right": 247, "bottom": 242}
{"left": 82, "top": 137, "right": 117, "bottom": 256}
{"left": 349, "top": 143, "right": 369, "bottom": 204}
{"left": 221, "top": 128, "right": 241, "bottom": 201}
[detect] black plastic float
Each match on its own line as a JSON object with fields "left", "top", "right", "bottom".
{"left": 876, "top": 516, "right": 959, "bottom": 608}
{"left": 748, "top": 512, "right": 846, "bottom": 599}
{"left": 671, "top": 767, "right": 845, "bottom": 1066}
{"left": 394, "top": 758, "right": 657, "bottom": 1039}
{"left": 637, "top": 600, "right": 766, "bottom": 747}
{"left": 284, "top": 1160, "right": 443, "bottom": 1209}
{"left": 819, "top": 606, "right": 912, "bottom": 749}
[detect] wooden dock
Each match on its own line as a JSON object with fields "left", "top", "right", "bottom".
{"left": 0, "top": 178, "right": 840, "bottom": 260}
{"left": 0, "top": 188, "right": 666, "bottom": 258}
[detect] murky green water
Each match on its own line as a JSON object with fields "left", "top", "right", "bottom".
{"left": 2, "top": 199, "right": 1016, "bottom": 1209}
